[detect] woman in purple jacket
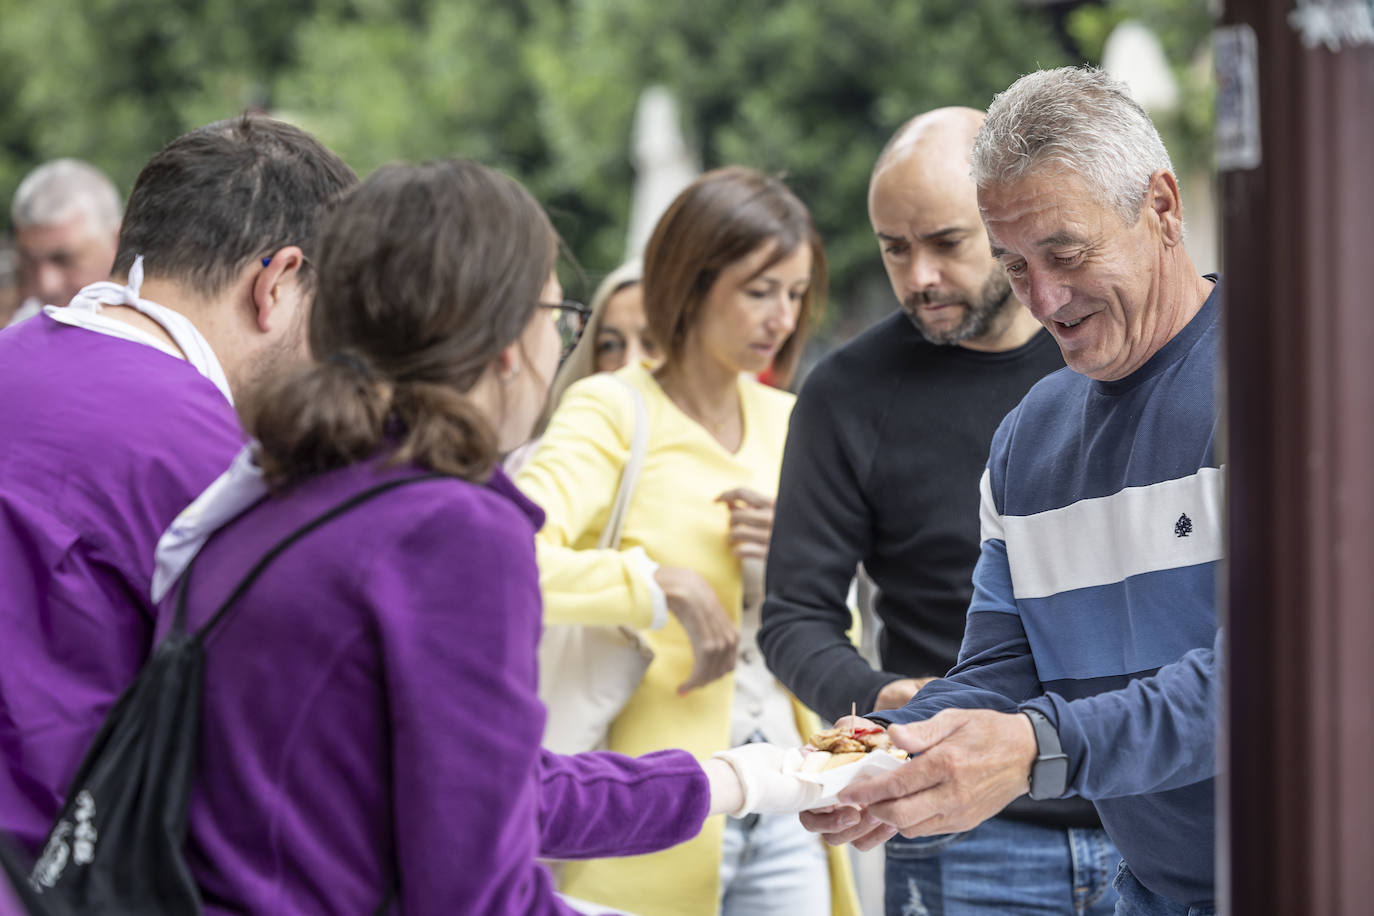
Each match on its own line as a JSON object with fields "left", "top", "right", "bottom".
{"left": 150, "top": 160, "right": 811, "bottom": 914}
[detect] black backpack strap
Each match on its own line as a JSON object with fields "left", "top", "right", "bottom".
{"left": 172, "top": 472, "right": 445, "bottom": 642}
{"left": 372, "top": 874, "right": 398, "bottom": 915}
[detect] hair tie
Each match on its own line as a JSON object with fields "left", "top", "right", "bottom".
{"left": 327, "top": 351, "right": 373, "bottom": 380}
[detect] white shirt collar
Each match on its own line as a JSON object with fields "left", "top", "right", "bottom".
{"left": 151, "top": 443, "right": 269, "bottom": 603}
{"left": 47, "top": 254, "right": 235, "bottom": 404}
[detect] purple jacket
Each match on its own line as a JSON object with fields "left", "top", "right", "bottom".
{"left": 155, "top": 462, "right": 708, "bottom": 914}
{"left": 0, "top": 316, "right": 242, "bottom": 852}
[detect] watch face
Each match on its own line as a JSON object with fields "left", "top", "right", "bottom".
{"left": 1030, "top": 753, "right": 1069, "bottom": 800}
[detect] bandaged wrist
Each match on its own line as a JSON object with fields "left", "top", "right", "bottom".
{"left": 710, "top": 750, "right": 757, "bottom": 818}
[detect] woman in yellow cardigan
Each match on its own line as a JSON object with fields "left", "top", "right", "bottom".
{"left": 517, "top": 167, "right": 859, "bottom": 916}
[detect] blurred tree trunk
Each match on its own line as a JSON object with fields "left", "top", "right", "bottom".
{"left": 1218, "top": 2, "right": 1374, "bottom": 913}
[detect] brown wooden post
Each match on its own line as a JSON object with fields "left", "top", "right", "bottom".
{"left": 1217, "top": 1, "right": 1374, "bottom": 913}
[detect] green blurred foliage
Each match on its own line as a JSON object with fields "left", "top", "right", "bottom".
{"left": 526, "top": 0, "right": 1070, "bottom": 304}
{"left": 0, "top": 0, "right": 1070, "bottom": 315}
{"left": 1067, "top": 0, "right": 1216, "bottom": 176}
{"left": 0, "top": 0, "right": 339, "bottom": 205}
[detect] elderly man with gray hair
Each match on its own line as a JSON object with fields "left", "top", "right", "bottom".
{"left": 803, "top": 67, "right": 1222, "bottom": 916}
{"left": 8, "top": 158, "right": 122, "bottom": 325}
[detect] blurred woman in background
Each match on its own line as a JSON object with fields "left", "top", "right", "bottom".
{"left": 558, "top": 260, "right": 655, "bottom": 387}
{"left": 517, "top": 166, "right": 859, "bottom": 916}
{"left": 507, "top": 260, "right": 656, "bottom": 475}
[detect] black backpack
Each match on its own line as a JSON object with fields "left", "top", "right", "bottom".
{"left": 27, "top": 474, "right": 436, "bottom": 914}
{"left": 2, "top": 834, "right": 72, "bottom": 916}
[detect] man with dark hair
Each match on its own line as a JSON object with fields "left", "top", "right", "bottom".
{"left": 0, "top": 114, "right": 356, "bottom": 853}
{"left": 803, "top": 68, "right": 1223, "bottom": 914}
{"left": 760, "top": 108, "right": 1119, "bottom": 914}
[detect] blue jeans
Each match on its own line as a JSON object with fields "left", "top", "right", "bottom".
{"left": 885, "top": 816, "right": 1120, "bottom": 916}
{"left": 1112, "top": 862, "right": 1214, "bottom": 916}
{"left": 719, "top": 812, "right": 831, "bottom": 916}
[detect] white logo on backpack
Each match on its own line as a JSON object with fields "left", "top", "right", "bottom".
{"left": 29, "top": 790, "right": 98, "bottom": 891}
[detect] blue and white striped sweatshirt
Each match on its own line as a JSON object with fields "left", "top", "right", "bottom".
{"left": 877, "top": 281, "right": 1223, "bottom": 907}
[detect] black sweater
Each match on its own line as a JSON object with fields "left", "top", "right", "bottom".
{"left": 759, "top": 312, "right": 1101, "bottom": 828}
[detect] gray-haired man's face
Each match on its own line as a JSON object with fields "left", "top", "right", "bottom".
{"left": 16, "top": 210, "right": 118, "bottom": 307}
{"left": 980, "top": 168, "right": 1173, "bottom": 382}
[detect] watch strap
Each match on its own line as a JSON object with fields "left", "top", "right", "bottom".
{"left": 1022, "top": 708, "right": 1069, "bottom": 800}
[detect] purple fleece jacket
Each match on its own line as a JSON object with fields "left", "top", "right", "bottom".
{"left": 155, "top": 461, "right": 709, "bottom": 914}
{"left": 0, "top": 315, "right": 242, "bottom": 853}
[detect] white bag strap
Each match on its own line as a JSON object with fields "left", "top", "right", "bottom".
{"left": 597, "top": 376, "right": 648, "bottom": 550}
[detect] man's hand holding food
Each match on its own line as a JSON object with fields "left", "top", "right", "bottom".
{"left": 799, "top": 709, "right": 1039, "bottom": 847}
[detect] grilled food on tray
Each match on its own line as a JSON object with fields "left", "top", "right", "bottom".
{"left": 801, "top": 725, "right": 908, "bottom": 773}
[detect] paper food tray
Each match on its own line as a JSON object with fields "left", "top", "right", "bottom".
{"left": 782, "top": 748, "right": 908, "bottom": 810}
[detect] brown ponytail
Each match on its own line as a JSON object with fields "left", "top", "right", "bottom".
{"left": 242, "top": 159, "right": 556, "bottom": 489}
{"left": 387, "top": 380, "right": 497, "bottom": 481}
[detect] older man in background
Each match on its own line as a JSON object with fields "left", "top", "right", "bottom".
{"left": 806, "top": 67, "right": 1223, "bottom": 916}
{"left": 8, "top": 158, "right": 122, "bottom": 325}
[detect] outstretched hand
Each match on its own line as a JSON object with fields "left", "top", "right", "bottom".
{"left": 711, "top": 743, "right": 824, "bottom": 816}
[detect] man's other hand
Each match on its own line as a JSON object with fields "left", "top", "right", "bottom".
{"left": 798, "top": 805, "right": 898, "bottom": 851}
{"left": 873, "top": 676, "right": 938, "bottom": 711}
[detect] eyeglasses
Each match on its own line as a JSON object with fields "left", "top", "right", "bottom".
{"left": 539, "top": 299, "right": 591, "bottom": 360}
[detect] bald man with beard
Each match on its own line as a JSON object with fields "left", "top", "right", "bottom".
{"left": 759, "top": 108, "right": 1120, "bottom": 915}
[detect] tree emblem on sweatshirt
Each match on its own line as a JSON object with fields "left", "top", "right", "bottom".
{"left": 1175, "top": 513, "right": 1194, "bottom": 538}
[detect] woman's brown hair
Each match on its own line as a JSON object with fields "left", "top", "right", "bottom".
{"left": 243, "top": 159, "right": 557, "bottom": 488}
{"left": 642, "top": 166, "right": 826, "bottom": 386}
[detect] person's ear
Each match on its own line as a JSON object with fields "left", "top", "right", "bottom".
{"left": 1146, "top": 169, "right": 1185, "bottom": 248}
{"left": 252, "top": 246, "right": 308, "bottom": 333}
{"left": 495, "top": 341, "right": 522, "bottom": 384}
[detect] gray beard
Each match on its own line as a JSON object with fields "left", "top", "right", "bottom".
{"left": 903, "top": 271, "right": 1014, "bottom": 346}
